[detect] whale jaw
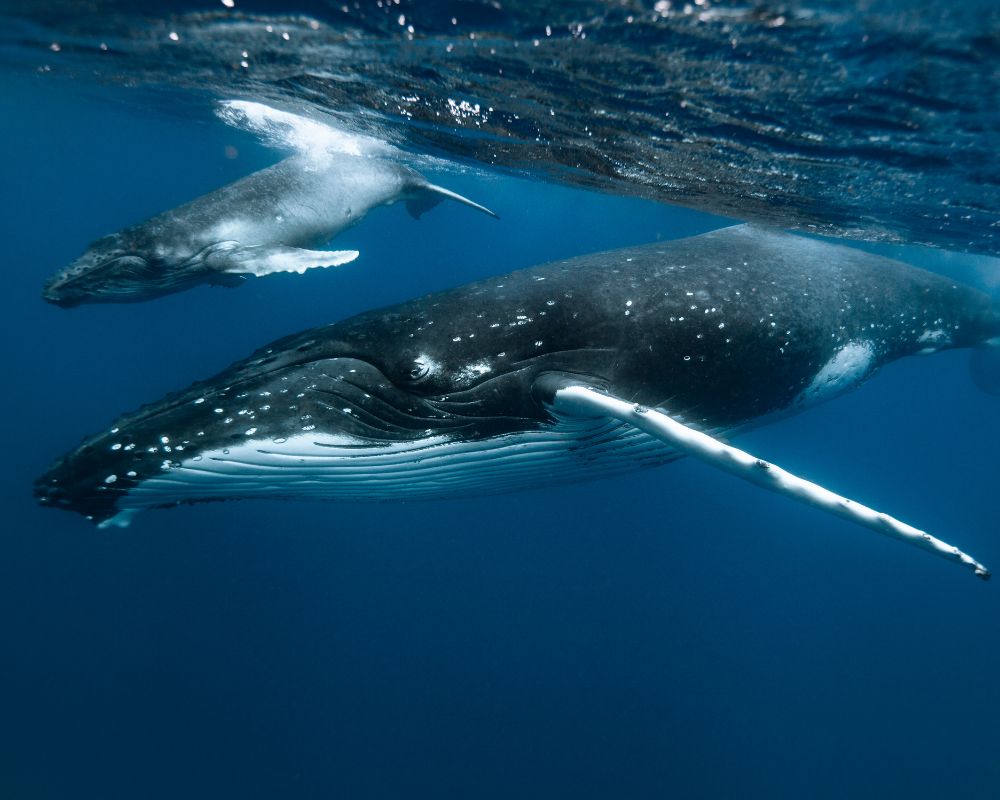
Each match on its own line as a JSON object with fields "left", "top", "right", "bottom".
{"left": 37, "top": 416, "right": 686, "bottom": 527}
{"left": 43, "top": 250, "right": 159, "bottom": 307}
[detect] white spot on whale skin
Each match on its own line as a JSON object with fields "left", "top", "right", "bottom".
{"left": 456, "top": 360, "right": 492, "bottom": 383}
{"left": 915, "top": 329, "right": 952, "bottom": 355}
{"left": 797, "top": 341, "right": 875, "bottom": 407}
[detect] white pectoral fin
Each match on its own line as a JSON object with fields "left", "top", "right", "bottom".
{"left": 543, "top": 379, "right": 991, "bottom": 580}
{"left": 210, "top": 245, "right": 359, "bottom": 276}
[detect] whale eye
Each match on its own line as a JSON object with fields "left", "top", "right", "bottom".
{"left": 400, "top": 358, "right": 432, "bottom": 383}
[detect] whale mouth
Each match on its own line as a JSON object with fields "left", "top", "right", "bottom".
{"left": 42, "top": 271, "right": 82, "bottom": 307}
{"left": 42, "top": 254, "right": 153, "bottom": 307}
{"left": 42, "top": 287, "right": 82, "bottom": 308}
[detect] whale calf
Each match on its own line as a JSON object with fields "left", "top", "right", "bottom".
{"left": 42, "top": 154, "right": 497, "bottom": 307}
{"left": 36, "top": 225, "right": 1000, "bottom": 578}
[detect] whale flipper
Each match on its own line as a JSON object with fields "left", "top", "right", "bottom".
{"left": 206, "top": 244, "right": 360, "bottom": 277}
{"left": 540, "top": 377, "right": 991, "bottom": 581}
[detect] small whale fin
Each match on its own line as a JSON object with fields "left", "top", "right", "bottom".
{"left": 970, "top": 337, "right": 1000, "bottom": 395}
{"left": 537, "top": 375, "right": 991, "bottom": 581}
{"left": 415, "top": 182, "right": 499, "bottom": 219}
{"left": 406, "top": 194, "right": 443, "bottom": 220}
{"left": 207, "top": 245, "right": 360, "bottom": 277}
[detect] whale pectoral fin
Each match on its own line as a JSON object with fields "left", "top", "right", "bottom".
{"left": 537, "top": 376, "right": 991, "bottom": 580}
{"left": 208, "top": 245, "right": 360, "bottom": 277}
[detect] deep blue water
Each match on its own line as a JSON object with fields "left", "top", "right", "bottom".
{"left": 4, "top": 65, "right": 1000, "bottom": 800}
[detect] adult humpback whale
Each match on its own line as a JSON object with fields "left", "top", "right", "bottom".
{"left": 41, "top": 153, "right": 496, "bottom": 307}
{"left": 36, "top": 225, "right": 1000, "bottom": 578}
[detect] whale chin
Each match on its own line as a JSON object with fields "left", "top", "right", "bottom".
{"left": 42, "top": 290, "right": 82, "bottom": 309}
{"left": 42, "top": 272, "right": 81, "bottom": 307}
{"left": 42, "top": 283, "right": 141, "bottom": 307}
{"left": 42, "top": 254, "right": 157, "bottom": 307}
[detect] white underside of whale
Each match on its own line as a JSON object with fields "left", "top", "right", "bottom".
{"left": 103, "top": 413, "right": 692, "bottom": 526}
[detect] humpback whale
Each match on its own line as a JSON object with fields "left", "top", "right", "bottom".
{"left": 41, "top": 154, "right": 496, "bottom": 307}
{"left": 36, "top": 225, "right": 1000, "bottom": 578}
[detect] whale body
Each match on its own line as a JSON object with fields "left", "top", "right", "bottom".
{"left": 42, "top": 154, "right": 496, "bottom": 307}
{"left": 36, "top": 225, "right": 1000, "bottom": 576}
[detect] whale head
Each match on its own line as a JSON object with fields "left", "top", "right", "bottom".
{"left": 32, "top": 300, "right": 589, "bottom": 527}
{"left": 43, "top": 233, "right": 162, "bottom": 307}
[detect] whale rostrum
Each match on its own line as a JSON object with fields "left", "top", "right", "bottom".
{"left": 41, "top": 153, "right": 497, "bottom": 307}
{"left": 36, "top": 225, "right": 1000, "bottom": 578}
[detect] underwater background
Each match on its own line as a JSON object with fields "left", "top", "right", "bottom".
{"left": 3, "top": 2, "right": 1000, "bottom": 798}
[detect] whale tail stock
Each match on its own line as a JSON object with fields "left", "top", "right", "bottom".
{"left": 407, "top": 182, "right": 500, "bottom": 220}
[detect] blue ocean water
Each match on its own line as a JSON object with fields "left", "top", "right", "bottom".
{"left": 4, "top": 39, "right": 1000, "bottom": 800}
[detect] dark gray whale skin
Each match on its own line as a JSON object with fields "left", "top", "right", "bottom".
{"left": 36, "top": 225, "right": 1000, "bottom": 526}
